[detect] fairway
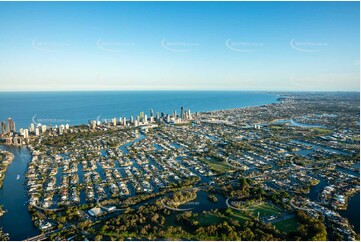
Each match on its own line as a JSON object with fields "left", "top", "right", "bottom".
{"left": 225, "top": 202, "right": 284, "bottom": 223}
{"left": 194, "top": 210, "right": 250, "bottom": 226}
{"left": 251, "top": 203, "right": 283, "bottom": 217}
{"left": 193, "top": 203, "right": 284, "bottom": 227}
{"left": 274, "top": 217, "right": 299, "bottom": 233}
{"left": 202, "top": 157, "right": 230, "bottom": 173}
{"left": 229, "top": 210, "right": 252, "bottom": 224}
{"left": 194, "top": 213, "right": 227, "bottom": 226}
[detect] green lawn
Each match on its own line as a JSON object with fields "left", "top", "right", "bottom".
{"left": 311, "top": 127, "right": 332, "bottom": 134}
{"left": 171, "top": 202, "right": 284, "bottom": 230}
{"left": 202, "top": 157, "right": 230, "bottom": 173}
{"left": 274, "top": 217, "right": 299, "bottom": 233}
{"left": 226, "top": 202, "right": 284, "bottom": 223}
{"left": 228, "top": 210, "right": 251, "bottom": 224}
{"left": 193, "top": 210, "right": 251, "bottom": 226}
{"left": 194, "top": 213, "right": 228, "bottom": 226}
{"left": 192, "top": 204, "right": 280, "bottom": 226}
{"left": 269, "top": 125, "right": 283, "bottom": 130}
{"left": 251, "top": 203, "right": 283, "bottom": 217}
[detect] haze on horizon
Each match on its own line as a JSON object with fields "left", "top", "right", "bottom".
{"left": 0, "top": 1, "right": 359, "bottom": 92}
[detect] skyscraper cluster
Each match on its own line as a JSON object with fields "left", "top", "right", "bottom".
{"left": 89, "top": 106, "right": 192, "bottom": 129}
{"left": 0, "top": 118, "right": 25, "bottom": 145}
{"left": 0, "top": 118, "right": 16, "bottom": 135}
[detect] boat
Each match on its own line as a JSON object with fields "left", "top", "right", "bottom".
{"left": 17, "top": 174, "right": 20, "bottom": 180}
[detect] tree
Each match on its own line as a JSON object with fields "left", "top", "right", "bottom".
{"left": 239, "top": 177, "right": 250, "bottom": 191}
{"left": 151, "top": 214, "right": 159, "bottom": 223}
{"left": 95, "top": 235, "right": 103, "bottom": 241}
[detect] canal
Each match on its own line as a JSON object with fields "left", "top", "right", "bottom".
{"left": 0, "top": 145, "right": 39, "bottom": 240}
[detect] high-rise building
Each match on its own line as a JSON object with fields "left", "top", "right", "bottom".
{"left": 29, "top": 123, "right": 35, "bottom": 132}
{"left": 23, "top": 129, "right": 29, "bottom": 138}
{"left": 19, "top": 128, "right": 24, "bottom": 135}
{"left": 90, "top": 120, "right": 97, "bottom": 129}
{"left": 140, "top": 112, "right": 144, "bottom": 120}
{"left": 41, "top": 125, "right": 47, "bottom": 133}
{"left": 112, "top": 117, "right": 117, "bottom": 126}
{"left": 181, "top": 106, "right": 184, "bottom": 119}
{"left": 156, "top": 112, "right": 160, "bottom": 120}
{"left": 0, "top": 121, "right": 6, "bottom": 134}
{"left": 173, "top": 111, "right": 177, "bottom": 119}
{"left": 123, "top": 117, "right": 127, "bottom": 126}
{"left": 144, "top": 115, "right": 148, "bottom": 124}
{"left": 1, "top": 121, "right": 7, "bottom": 134}
{"left": 150, "top": 109, "right": 154, "bottom": 118}
{"left": 130, "top": 115, "right": 134, "bottom": 123}
{"left": 65, "top": 124, "right": 69, "bottom": 130}
{"left": 35, "top": 127, "right": 40, "bottom": 136}
{"left": 8, "top": 118, "right": 15, "bottom": 132}
{"left": 59, "top": 124, "right": 65, "bottom": 134}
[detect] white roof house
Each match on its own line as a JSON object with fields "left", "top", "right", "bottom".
{"left": 88, "top": 207, "right": 102, "bottom": 217}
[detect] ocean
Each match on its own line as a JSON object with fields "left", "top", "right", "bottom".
{"left": 0, "top": 91, "right": 279, "bottom": 129}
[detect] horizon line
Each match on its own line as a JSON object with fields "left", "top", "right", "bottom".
{"left": 0, "top": 89, "right": 359, "bottom": 93}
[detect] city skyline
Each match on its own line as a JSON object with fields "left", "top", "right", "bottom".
{"left": 0, "top": 1, "right": 359, "bottom": 92}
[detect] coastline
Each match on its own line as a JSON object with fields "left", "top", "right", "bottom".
{"left": 0, "top": 91, "right": 280, "bottom": 130}
{"left": 0, "top": 151, "right": 15, "bottom": 189}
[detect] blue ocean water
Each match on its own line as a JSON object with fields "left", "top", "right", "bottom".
{"left": 0, "top": 91, "right": 279, "bottom": 129}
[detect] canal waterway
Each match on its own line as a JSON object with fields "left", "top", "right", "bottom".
{"left": 0, "top": 145, "right": 39, "bottom": 240}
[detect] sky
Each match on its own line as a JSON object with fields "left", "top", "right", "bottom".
{"left": 0, "top": 1, "right": 359, "bottom": 91}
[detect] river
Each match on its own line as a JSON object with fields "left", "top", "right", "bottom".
{"left": 0, "top": 145, "right": 39, "bottom": 240}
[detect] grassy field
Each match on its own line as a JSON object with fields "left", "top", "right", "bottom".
{"left": 228, "top": 202, "right": 285, "bottom": 223}
{"left": 311, "top": 127, "right": 332, "bottom": 134}
{"left": 274, "top": 217, "right": 299, "bottom": 233}
{"left": 193, "top": 202, "right": 283, "bottom": 227}
{"left": 269, "top": 125, "right": 283, "bottom": 130}
{"left": 250, "top": 203, "right": 283, "bottom": 217}
{"left": 202, "top": 157, "right": 230, "bottom": 173}
{"left": 228, "top": 210, "right": 252, "bottom": 223}
{"left": 194, "top": 213, "right": 228, "bottom": 226}
{"left": 193, "top": 210, "right": 249, "bottom": 226}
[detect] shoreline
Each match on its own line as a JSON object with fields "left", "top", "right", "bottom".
{"left": 0, "top": 91, "right": 281, "bottom": 130}
{"left": 0, "top": 151, "right": 15, "bottom": 189}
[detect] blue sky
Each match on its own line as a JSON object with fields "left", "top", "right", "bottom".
{"left": 0, "top": 1, "right": 359, "bottom": 91}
